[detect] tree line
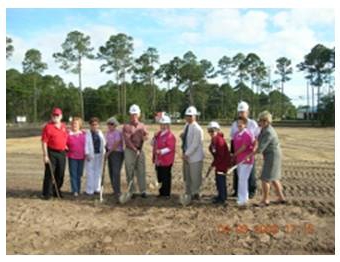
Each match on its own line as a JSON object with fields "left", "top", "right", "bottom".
{"left": 6, "top": 32, "right": 335, "bottom": 125}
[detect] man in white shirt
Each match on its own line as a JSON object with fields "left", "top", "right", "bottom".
{"left": 181, "top": 106, "right": 204, "bottom": 200}
{"left": 230, "top": 101, "right": 259, "bottom": 198}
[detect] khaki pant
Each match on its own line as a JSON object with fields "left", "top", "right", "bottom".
{"left": 183, "top": 160, "right": 203, "bottom": 195}
{"left": 124, "top": 148, "right": 146, "bottom": 193}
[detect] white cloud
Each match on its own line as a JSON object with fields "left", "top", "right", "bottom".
{"left": 204, "top": 9, "right": 269, "bottom": 44}
{"left": 273, "top": 9, "right": 334, "bottom": 29}
{"left": 147, "top": 9, "right": 200, "bottom": 30}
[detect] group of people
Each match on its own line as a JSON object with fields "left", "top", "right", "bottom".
{"left": 41, "top": 101, "right": 286, "bottom": 207}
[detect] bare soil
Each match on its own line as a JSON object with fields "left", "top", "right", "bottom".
{"left": 6, "top": 126, "right": 335, "bottom": 254}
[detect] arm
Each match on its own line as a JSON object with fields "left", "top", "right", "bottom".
{"left": 42, "top": 141, "right": 49, "bottom": 164}
{"left": 122, "top": 125, "right": 138, "bottom": 152}
{"left": 158, "top": 134, "right": 176, "bottom": 155}
{"left": 257, "top": 130, "right": 273, "bottom": 154}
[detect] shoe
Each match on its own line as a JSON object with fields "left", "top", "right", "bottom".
{"left": 53, "top": 192, "right": 63, "bottom": 198}
{"left": 249, "top": 193, "right": 255, "bottom": 199}
{"left": 73, "top": 192, "right": 79, "bottom": 197}
{"left": 231, "top": 192, "right": 237, "bottom": 197}
{"left": 192, "top": 194, "right": 200, "bottom": 200}
{"left": 212, "top": 198, "right": 225, "bottom": 205}
{"left": 94, "top": 191, "right": 100, "bottom": 195}
{"left": 141, "top": 192, "right": 147, "bottom": 198}
{"left": 255, "top": 201, "right": 270, "bottom": 207}
{"left": 41, "top": 195, "right": 51, "bottom": 200}
{"left": 273, "top": 199, "right": 287, "bottom": 205}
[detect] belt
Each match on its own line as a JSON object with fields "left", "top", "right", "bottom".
{"left": 48, "top": 147, "right": 66, "bottom": 153}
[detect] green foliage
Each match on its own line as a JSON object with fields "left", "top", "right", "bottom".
{"left": 8, "top": 35, "right": 335, "bottom": 125}
{"left": 6, "top": 36, "right": 14, "bottom": 59}
{"left": 318, "top": 93, "right": 335, "bottom": 126}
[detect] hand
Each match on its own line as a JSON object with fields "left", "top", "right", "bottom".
{"left": 85, "top": 155, "right": 92, "bottom": 161}
{"left": 105, "top": 151, "right": 110, "bottom": 159}
{"left": 136, "top": 150, "right": 141, "bottom": 156}
{"left": 43, "top": 155, "right": 49, "bottom": 164}
{"left": 182, "top": 155, "right": 189, "bottom": 162}
{"left": 156, "top": 149, "right": 161, "bottom": 155}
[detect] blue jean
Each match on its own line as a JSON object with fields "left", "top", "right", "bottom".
{"left": 68, "top": 158, "right": 84, "bottom": 193}
{"left": 215, "top": 173, "right": 227, "bottom": 201}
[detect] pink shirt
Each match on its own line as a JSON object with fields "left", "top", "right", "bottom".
{"left": 67, "top": 130, "right": 86, "bottom": 160}
{"left": 106, "top": 129, "right": 123, "bottom": 152}
{"left": 233, "top": 128, "right": 255, "bottom": 164}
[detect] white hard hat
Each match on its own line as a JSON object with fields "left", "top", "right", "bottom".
{"left": 207, "top": 121, "right": 220, "bottom": 130}
{"left": 159, "top": 115, "right": 171, "bottom": 124}
{"left": 237, "top": 101, "right": 249, "bottom": 112}
{"left": 129, "top": 104, "right": 141, "bottom": 115}
{"left": 185, "top": 106, "right": 198, "bottom": 116}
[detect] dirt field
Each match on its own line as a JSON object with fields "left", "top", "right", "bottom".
{"left": 6, "top": 125, "right": 335, "bottom": 254}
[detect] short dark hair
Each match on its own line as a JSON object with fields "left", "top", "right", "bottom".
{"left": 237, "top": 116, "right": 247, "bottom": 124}
{"left": 89, "top": 117, "right": 100, "bottom": 125}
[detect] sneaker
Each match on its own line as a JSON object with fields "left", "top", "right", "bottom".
{"left": 141, "top": 192, "right": 147, "bottom": 198}
{"left": 73, "top": 192, "right": 79, "bottom": 197}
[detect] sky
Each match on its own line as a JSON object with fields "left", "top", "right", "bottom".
{"left": 6, "top": 8, "right": 335, "bottom": 107}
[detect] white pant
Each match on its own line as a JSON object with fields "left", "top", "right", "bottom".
{"left": 85, "top": 154, "right": 103, "bottom": 194}
{"left": 237, "top": 163, "right": 253, "bottom": 205}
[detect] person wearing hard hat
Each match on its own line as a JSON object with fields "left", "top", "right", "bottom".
{"left": 232, "top": 117, "right": 256, "bottom": 207}
{"left": 123, "top": 104, "right": 148, "bottom": 198}
{"left": 230, "top": 101, "right": 260, "bottom": 199}
{"left": 180, "top": 106, "right": 204, "bottom": 201}
{"left": 105, "top": 116, "right": 124, "bottom": 200}
{"left": 84, "top": 117, "right": 106, "bottom": 195}
{"left": 151, "top": 115, "right": 176, "bottom": 198}
{"left": 41, "top": 107, "right": 68, "bottom": 199}
{"left": 207, "top": 121, "right": 232, "bottom": 205}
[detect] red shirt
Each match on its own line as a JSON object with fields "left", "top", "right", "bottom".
{"left": 209, "top": 132, "right": 232, "bottom": 173}
{"left": 152, "top": 130, "right": 176, "bottom": 167}
{"left": 41, "top": 121, "right": 68, "bottom": 151}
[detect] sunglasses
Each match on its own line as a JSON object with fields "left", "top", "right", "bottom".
{"left": 107, "top": 123, "right": 115, "bottom": 126}
{"left": 52, "top": 114, "right": 60, "bottom": 117}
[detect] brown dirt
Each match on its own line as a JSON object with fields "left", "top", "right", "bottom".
{"left": 6, "top": 125, "right": 335, "bottom": 254}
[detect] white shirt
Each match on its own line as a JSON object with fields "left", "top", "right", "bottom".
{"left": 230, "top": 118, "right": 260, "bottom": 140}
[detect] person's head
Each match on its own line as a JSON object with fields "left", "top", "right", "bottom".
{"left": 207, "top": 121, "right": 220, "bottom": 138}
{"left": 51, "top": 107, "right": 62, "bottom": 124}
{"left": 237, "top": 101, "right": 249, "bottom": 119}
{"left": 237, "top": 116, "right": 247, "bottom": 132}
{"left": 258, "top": 111, "right": 272, "bottom": 128}
{"left": 106, "top": 117, "right": 119, "bottom": 131}
{"left": 89, "top": 117, "right": 100, "bottom": 132}
{"left": 129, "top": 104, "right": 141, "bottom": 123}
{"left": 159, "top": 115, "right": 171, "bottom": 131}
{"left": 185, "top": 106, "right": 198, "bottom": 124}
{"left": 71, "top": 117, "right": 82, "bottom": 132}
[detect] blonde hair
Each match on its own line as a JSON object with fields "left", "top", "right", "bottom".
{"left": 72, "top": 117, "right": 83, "bottom": 129}
{"left": 258, "top": 111, "right": 272, "bottom": 123}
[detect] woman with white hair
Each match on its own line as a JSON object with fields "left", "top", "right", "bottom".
{"left": 249, "top": 111, "right": 286, "bottom": 207}
{"left": 151, "top": 115, "right": 176, "bottom": 198}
